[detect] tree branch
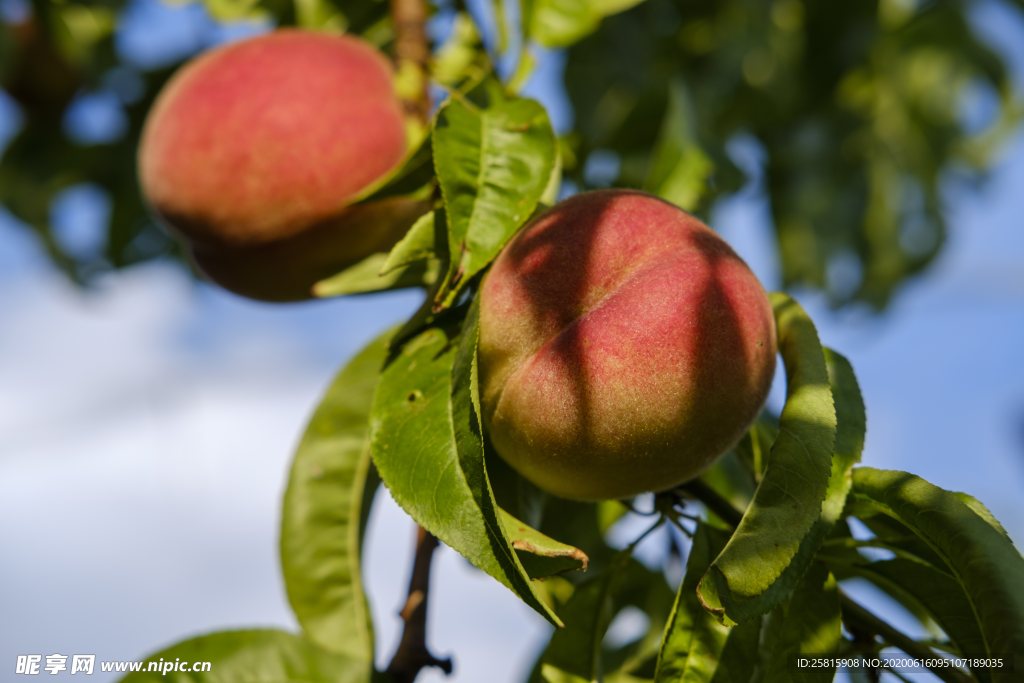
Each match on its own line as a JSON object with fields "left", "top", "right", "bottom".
{"left": 390, "top": 0, "right": 430, "bottom": 124}
{"left": 386, "top": 526, "right": 452, "bottom": 683}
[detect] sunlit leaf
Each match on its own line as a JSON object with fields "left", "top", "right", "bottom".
{"left": 281, "top": 331, "right": 390, "bottom": 660}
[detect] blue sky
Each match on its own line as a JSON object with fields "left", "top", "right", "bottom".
{"left": 1, "top": 1, "right": 1023, "bottom": 682}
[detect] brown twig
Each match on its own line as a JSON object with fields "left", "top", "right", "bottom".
{"left": 390, "top": 0, "right": 430, "bottom": 123}
{"left": 385, "top": 526, "right": 452, "bottom": 683}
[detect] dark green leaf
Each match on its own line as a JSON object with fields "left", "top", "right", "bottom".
{"left": 538, "top": 551, "right": 634, "bottom": 682}
{"left": 432, "top": 94, "right": 556, "bottom": 308}
{"left": 697, "top": 293, "right": 837, "bottom": 625}
{"left": 831, "top": 557, "right": 989, "bottom": 682}
{"left": 370, "top": 301, "right": 560, "bottom": 625}
{"left": 118, "top": 629, "right": 368, "bottom": 683}
{"left": 655, "top": 522, "right": 760, "bottom": 683}
{"left": 852, "top": 512, "right": 950, "bottom": 572}
{"left": 849, "top": 468, "right": 1024, "bottom": 681}
{"left": 762, "top": 564, "right": 842, "bottom": 683}
{"left": 281, "top": 331, "right": 391, "bottom": 659}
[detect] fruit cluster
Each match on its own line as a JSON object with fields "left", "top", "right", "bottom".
{"left": 140, "top": 30, "right": 777, "bottom": 500}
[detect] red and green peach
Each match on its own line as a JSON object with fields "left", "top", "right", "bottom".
{"left": 138, "top": 29, "right": 416, "bottom": 301}
{"left": 478, "top": 189, "right": 777, "bottom": 501}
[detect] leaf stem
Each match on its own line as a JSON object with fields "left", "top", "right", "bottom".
{"left": 628, "top": 517, "right": 666, "bottom": 550}
{"left": 665, "top": 513, "right": 695, "bottom": 539}
{"left": 673, "top": 480, "right": 744, "bottom": 528}
{"left": 838, "top": 591, "right": 972, "bottom": 683}
{"left": 386, "top": 526, "right": 453, "bottom": 683}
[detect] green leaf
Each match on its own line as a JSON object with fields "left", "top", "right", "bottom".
{"left": 485, "top": 433, "right": 615, "bottom": 579}
{"left": 642, "top": 79, "right": 713, "bottom": 212}
{"left": 655, "top": 522, "right": 760, "bottom": 683}
{"left": 313, "top": 253, "right": 439, "bottom": 298}
{"left": 539, "top": 551, "right": 634, "bottom": 683}
{"left": 849, "top": 468, "right": 1024, "bottom": 681}
{"left": 951, "top": 491, "right": 1012, "bottom": 542}
{"left": 280, "top": 331, "right": 390, "bottom": 660}
{"left": 830, "top": 557, "right": 990, "bottom": 681}
{"left": 380, "top": 211, "right": 439, "bottom": 275}
{"left": 500, "top": 508, "right": 589, "bottom": 579}
{"left": 697, "top": 293, "right": 838, "bottom": 625}
{"left": 370, "top": 300, "right": 560, "bottom": 625}
{"left": 432, "top": 94, "right": 556, "bottom": 308}
{"left": 762, "top": 564, "right": 842, "bottom": 683}
{"left": 487, "top": 442, "right": 623, "bottom": 578}
{"left": 527, "top": 0, "right": 648, "bottom": 48}
{"left": 118, "top": 629, "right": 368, "bottom": 683}
{"left": 853, "top": 512, "right": 950, "bottom": 571}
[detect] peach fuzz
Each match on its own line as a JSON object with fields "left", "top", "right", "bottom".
{"left": 478, "top": 189, "right": 777, "bottom": 501}
{"left": 138, "top": 29, "right": 407, "bottom": 251}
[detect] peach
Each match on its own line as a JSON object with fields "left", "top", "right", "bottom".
{"left": 138, "top": 29, "right": 413, "bottom": 300}
{"left": 478, "top": 189, "right": 777, "bottom": 501}
{"left": 189, "top": 195, "right": 431, "bottom": 302}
